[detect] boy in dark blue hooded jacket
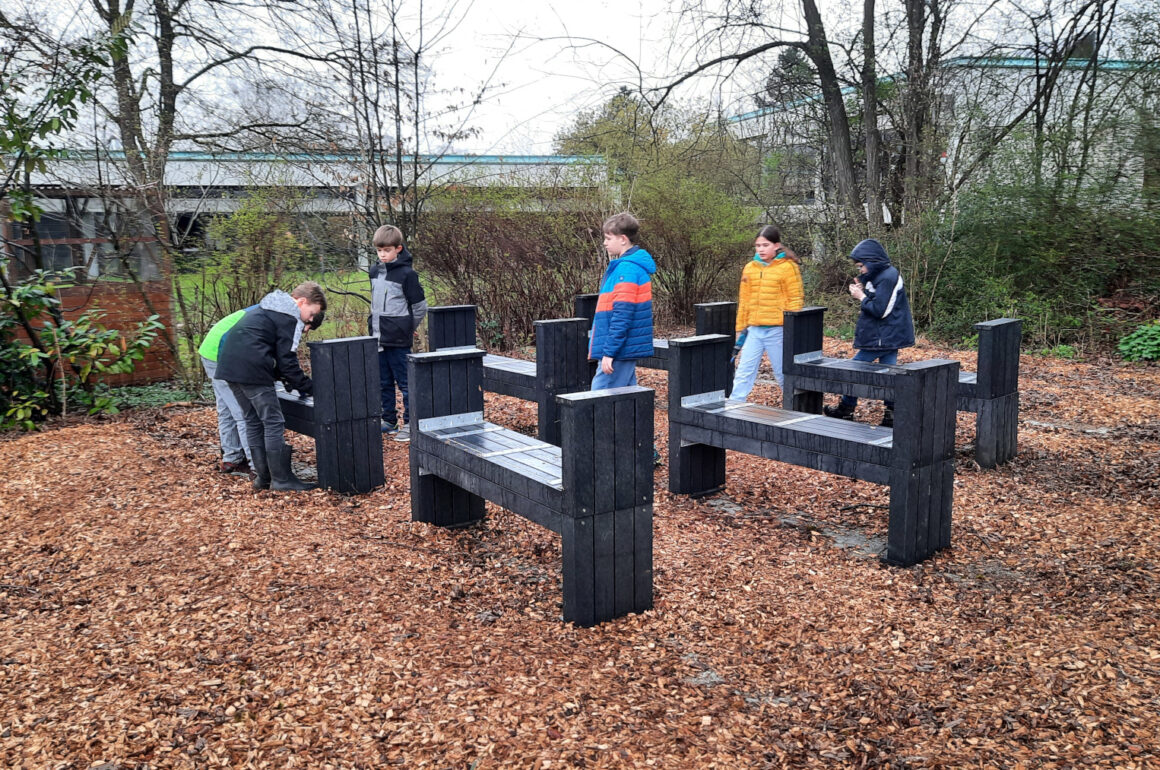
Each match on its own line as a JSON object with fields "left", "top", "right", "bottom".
{"left": 823, "top": 239, "right": 915, "bottom": 427}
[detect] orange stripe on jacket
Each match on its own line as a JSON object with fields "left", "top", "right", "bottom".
{"left": 595, "top": 281, "right": 652, "bottom": 311}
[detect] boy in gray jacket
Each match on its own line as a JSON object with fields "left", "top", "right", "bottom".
{"left": 368, "top": 225, "right": 427, "bottom": 442}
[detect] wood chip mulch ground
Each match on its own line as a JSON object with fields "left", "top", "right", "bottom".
{"left": 2, "top": 337, "right": 1158, "bottom": 768}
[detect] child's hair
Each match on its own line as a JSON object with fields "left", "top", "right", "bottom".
{"left": 602, "top": 212, "right": 640, "bottom": 244}
{"left": 292, "top": 281, "right": 328, "bottom": 312}
{"left": 372, "top": 225, "right": 404, "bottom": 248}
{"left": 755, "top": 224, "right": 801, "bottom": 264}
{"left": 756, "top": 225, "right": 780, "bottom": 243}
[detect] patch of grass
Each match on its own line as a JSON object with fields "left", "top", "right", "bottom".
{"left": 1034, "top": 344, "right": 1081, "bottom": 360}
{"left": 109, "top": 380, "right": 211, "bottom": 410}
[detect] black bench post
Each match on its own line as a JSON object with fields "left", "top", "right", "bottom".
{"left": 696, "top": 301, "right": 738, "bottom": 394}
{"left": 972, "top": 318, "right": 1021, "bottom": 468}
{"left": 694, "top": 301, "right": 737, "bottom": 337}
{"left": 573, "top": 293, "right": 599, "bottom": 381}
{"left": 427, "top": 305, "right": 477, "bottom": 350}
{"left": 408, "top": 348, "right": 487, "bottom": 527}
{"left": 885, "top": 359, "right": 959, "bottom": 566}
{"left": 558, "top": 386, "right": 654, "bottom": 627}
{"left": 535, "top": 318, "right": 592, "bottom": 445}
{"left": 781, "top": 306, "right": 827, "bottom": 413}
{"left": 668, "top": 334, "right": 732, "bottom": 497}
{"left": 304, "top": 336, "right": 384, "bottom": 494}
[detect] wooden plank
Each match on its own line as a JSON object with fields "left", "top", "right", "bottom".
{"left": 632, "top": 505, "right": 653, "bottom": 613}
{"left": 937, "top": 461, "right": 954, "bottom": 550}
{"left": 561, "top": 398, "right": 596, "bottom": 517}
{"left": 346, "top": 342, "right": 369, "bottom": 422}
{"left": 562, "top": 516, "right": 595, "bottom": 626}
{"left": 365, "top": 416, "right": 385, "bottom": 488}
{"left": 592, "top": 512, "right": 616, "bottom": 624}
{"left": 634, "top": 394, "right": 654, "bottom": 506}
{"left": 592, "top": 398, "right": 616, "bottom": 514}
{"left": 885, "top": 468, "right": 919, "bottom": 566}
{"left": 613, "top": 509, "right": 635, "bottom": 619}
{"left": 614, "top": 399, "right": 635, "bottom": 510}
{"left": 432, "top": 359, "right": 451, "bottom": 417}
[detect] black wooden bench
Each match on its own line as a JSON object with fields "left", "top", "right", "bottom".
{"left": 276, "top": 336, "right": 385, "bottom": 494}
{"left": 573, "top": 294, "right": 738, "bottom": 371}
{"left": 781, "top": 307, "right": 1021, "bottom": 468}
{"left": 408, "top": 347, "right": 654, "bottom": 627}
{"left": 669, "top": 333, "right": 959, "bottom": 567}
{"left": 426, "top": 305, "right": 590, "bottom": 445}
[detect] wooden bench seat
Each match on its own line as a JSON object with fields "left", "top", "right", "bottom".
{"left": 409, "top": 347, "right": 655, "bottom": 626}
{"left": 670, "top": 334, "right": 959, "bottom": 567}
{"left": 783, "top": 308, "right": 1021, "bottom": 467}
{"left": 427, "top": 306, "right": 590, "bottom": 445}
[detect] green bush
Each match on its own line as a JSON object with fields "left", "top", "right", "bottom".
{"left": 1118, "top": 320, "right": 1160, "bottom": 362}
{"left": 1, "top": 266, "right": 163, "bottom": 430}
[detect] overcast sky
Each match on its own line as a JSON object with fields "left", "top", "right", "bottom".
{"left": 430, "top": 0, "right": 771, "bottom": 155}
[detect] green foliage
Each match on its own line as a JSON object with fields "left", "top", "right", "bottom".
{"left": 632, "top": 171, "right": 755, "bottom": 322}
{"left": 0, "top": 266, "right": 163, "bottom": 430}
{"left": 415, "top": 184, "right": 606, "bottom": 349}
{"left": 180, "top": 188, "right": 316, "bottom": 358}
{"left": 110, "top": 380, "right": 211, "bottom": 409}
{"left": 2, "top": 27, "right": 121, "bottom": 227}
{"left": 1118, "top": 321, "right": 1160, "bottom": 362}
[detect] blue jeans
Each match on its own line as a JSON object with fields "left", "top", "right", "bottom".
{"left": 379, "top": 347, "right": 410, "bottom": 426}
{"left": 227, "top": 382, "right": 287, "bottom": 452}
{"left": 591, "top": 359, "right": 638, "bottom": 390}
{"left": 839, "top": 349, "right": 899, "bottom": 409}
{"left": 201, "top": 356, "right": 250, "bottom": 463}
{"left": 729, "top": 326, "right": 784, "bottom": 400}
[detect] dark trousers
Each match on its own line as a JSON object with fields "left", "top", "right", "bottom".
{"left": 839, "top": 349, "right": 899, "bottom": 409}
{"left": 379, "top": 347, "right": 410, "bottom": 426}
{"left": 227, "top": 382, "right": 286, "bottom": 452}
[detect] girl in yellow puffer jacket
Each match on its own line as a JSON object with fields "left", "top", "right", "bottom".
{"left": 728, "top": 225, "right": 805, "bottom": 401}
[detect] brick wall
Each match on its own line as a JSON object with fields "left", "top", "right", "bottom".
{"left": 16, "top": 282, "right": 177, "bottom": 387}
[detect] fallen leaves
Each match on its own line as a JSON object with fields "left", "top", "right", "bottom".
{"left": 0, "top": 341, "right": 1158, "bottom": 767}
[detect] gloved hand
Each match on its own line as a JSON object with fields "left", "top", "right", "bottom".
{"left": 731, "top": 331, "right": 747, "bottom": 363}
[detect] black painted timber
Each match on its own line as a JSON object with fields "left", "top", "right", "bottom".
{"left": 275, "top": 335, "right": 385, "bottom": 494}
{"left": 782, "top": 307, "right": 1021, "bottom": 467}
{"left": 670, "top": 333, "right": 958, "bottom": 567}
{"left": 427, "top": 306, "right": 589, "bottom": 444}
{"left": 409, "top": 347, "right": 654, "bottom": 626}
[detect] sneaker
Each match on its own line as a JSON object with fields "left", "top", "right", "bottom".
{"left": 394, "top": 424, "right": 411, "bottom": 442}
{"left": 220, "top": 458, "right": 250, "bottom": 475}
{"left": 653, "top": 447, "right": 663, "bottom": 466}
{"left": 381, "top": 419, "right": 398, "bottom": 434}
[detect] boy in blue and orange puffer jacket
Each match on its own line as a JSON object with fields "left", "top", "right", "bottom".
{"left": 589, "top": 212, "right": 656, "bottom": 389}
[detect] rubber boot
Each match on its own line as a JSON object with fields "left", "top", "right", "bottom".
{"left": 249, "top": 445, "right": 271, "bottom": 491}
{"left": 880, "top": 407, "right": 894, "bottom": 428}
{"left": 269, "top": 445, "right": 317, "bottom": 491}
{"left": 823, "top": 400, "right": 856, "bottom": 420}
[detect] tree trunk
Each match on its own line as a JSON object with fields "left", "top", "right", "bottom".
{"left": 801, "top": 0, "right": 861, "bottom": 215}
{"left": 863, "top": 0, "right": 882, "bottom": 228}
